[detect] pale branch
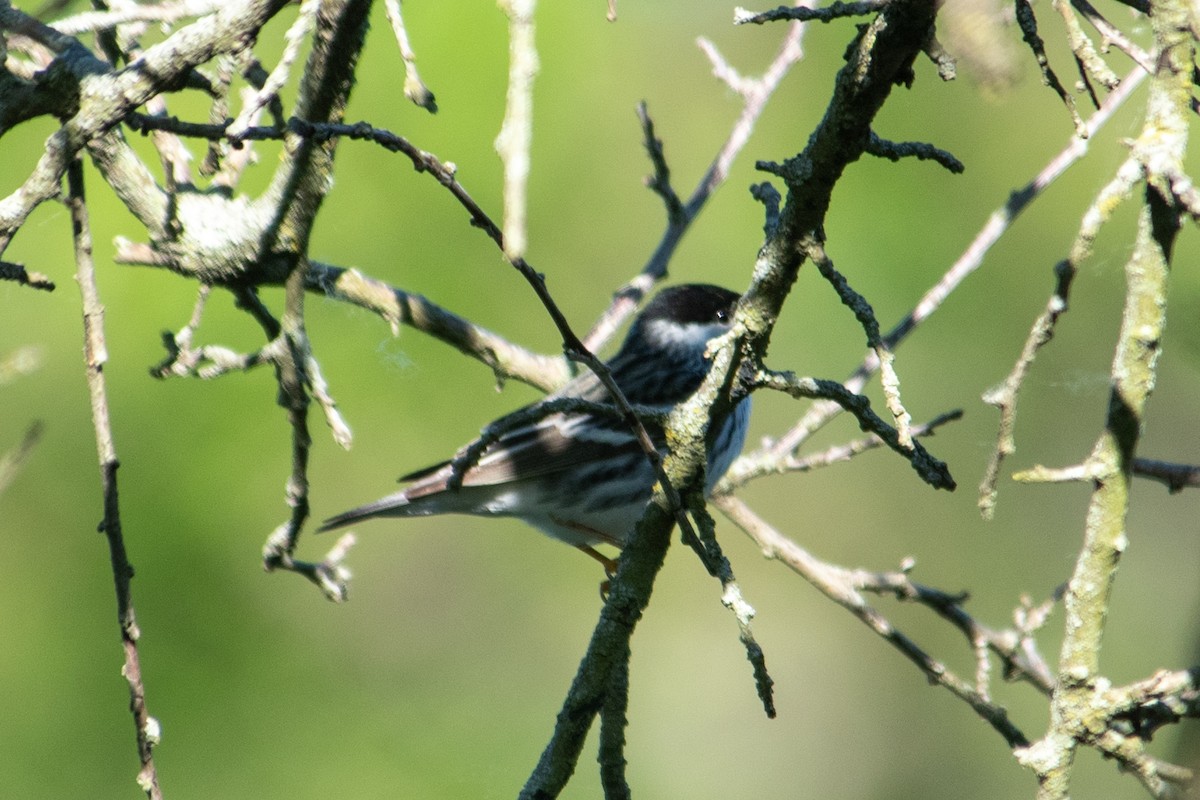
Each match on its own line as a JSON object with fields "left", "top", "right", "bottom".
{"left": 49, "top": 0, "right": 223, "bottom": 36}
{"left": 922, "top": 30, "right": 957, "bottom": 81}
{"left": 713, "top": 494, "right": 1033, "bottom": 749}
{"left": 582, "top": 16, "right": 806, "bottom": 353}
{"left": 978, "top": 153, "right": 1144, "bottom": 519}
{"left": 1012, "top": 462, "right": 1095, "bottom": 484}
{"left": 719, "top": 490, "right": 1200, "bottom": 792}
{"left": 494, "top": 0, "right": 536, "bottom": 260}
{"left": 1052, "top": 0, "right": 1121, "bottom": 96}
{"left": 382, "top": 0, "right": 437, "bottom": 112}
{"left": 854, "top": 571, "right": 1058, "bottom": 695}
{"left": 1104, "top": 669, "right": 1200, "bottom": 738}
{"left": 977, "top": 259, "right": 1076, "bottom": 517}
{"left": 304, "top": 350, "right": 353, "bottom": 450}
{"left": 262, "top": 525, "right": 356, "bottom": 602}
{"left": 305, "top": 261, "right": 572, "bottom": 392}
{"left": 1023, "top": 2, "right": 1192, "bottom": 794}
{"left": 67, "top": 158, "right": 162, "bottom": 799}
{"left": 1068, "top": 0, "right": 1155, "bottom": 76}
{"left": 227, "top": 0, "right": 318, "bottom": 139}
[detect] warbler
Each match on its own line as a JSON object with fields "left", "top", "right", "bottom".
{"left": 319, "top": 283, "right": 751, "bottom": 571}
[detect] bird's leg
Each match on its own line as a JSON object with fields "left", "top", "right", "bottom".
{"left": 575, "top": 544, "right": 618, "bottom": 599}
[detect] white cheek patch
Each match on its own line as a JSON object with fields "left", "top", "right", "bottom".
{"left": 644, "top": 319, "right": 729, "bottom": 349}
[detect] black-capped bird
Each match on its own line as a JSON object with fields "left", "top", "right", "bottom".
{"left": 319, "top": 283, "right": 751, "bottom": 572}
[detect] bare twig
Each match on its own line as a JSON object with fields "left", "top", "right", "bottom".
{"left": 382, "top": 0, "right": 437, "bottom": 112}
{"left": 734, "top": 1, "right": 888, "bottom": 25}
{"left": 750, "top": 67, "right": 1145, "bottom": 472}
{"left": 1068, "top": 0, "right": 1155, "bottom": 75}
{"left": 866, "top": 131, "right": 965, "bottom": 173}
{"left": 227, "top": 0, "right": 319, "bottom": 139}
{"left": 49, "top": 0, "right": 222, "bottom": 35}
{"left": 714, "top": 494, "right": 1033, "bottom": 748}
{"left": 978, "top": 153, "right": 1143, "bottom": 518}
{"left": 1052, "top": 0, "right": 1120, "bottom": 95}
{"left": 802, "top": 237, "right": 914, "bottom": 447}
{"left": 1014, "top": 0, "right": 1086, "bottom": 135}
{"left": 716, "top": 410, "right": 962, "bottom": 491}
{"left": 752, "top": 368, "right": 956, "bottom": 491}
{"left": 1132, "top": 458, "right": 1200, "bottom": 493}
{"left": 67, "top": 158, "right": 162, "bottom": 799}
{"left": 583, "top": 15, "right": 807, "bottom": 352}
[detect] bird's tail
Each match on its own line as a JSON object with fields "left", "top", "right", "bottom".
{"left": 316, "top": 491, "right": 414, "bottom": 532}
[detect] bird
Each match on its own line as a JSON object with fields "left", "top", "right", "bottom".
{"left": 319, "top": 283, "right": 751, "bottom": 575}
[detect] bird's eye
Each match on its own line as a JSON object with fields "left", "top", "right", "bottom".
{"left": 715, "top": 309, "right": 729, "bottom": 323}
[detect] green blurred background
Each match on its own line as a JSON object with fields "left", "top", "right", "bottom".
{"left": 2, "top": 2, "right": 1198, "bottom": 798}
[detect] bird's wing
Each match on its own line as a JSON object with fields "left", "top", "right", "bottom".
{"left": 401, "top": 411, "right": 656, "bottom": 496}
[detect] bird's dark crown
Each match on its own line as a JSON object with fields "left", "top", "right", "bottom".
{"left": 636, "top": 283, "right": 740, "bottom": 327}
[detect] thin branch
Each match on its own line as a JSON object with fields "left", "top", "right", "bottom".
{"left": 304, "top": 261, "right": 572, "bottom": 392}
{"left": 713, "top": 494, "right": 1033, "bottom": 748}
{"left": 802, "top": 237, "right": 914, "bottom": 447}
{"left": 1132, "top": 458, "right": 1200, "bottom": 493}
{"left": 227, "top": 0, "right": 319, "bottom": 139}
{"left": 1014, "top": 0, "right": 1086, "bottom": 135}
{"left": 49, "top": 0, "right": 222, "bottom": 35}
{"left": 1068, "top": 0, "right": 1155, "bottom": 76}
{"left": 67, "top": 158, "right": 162, "bottom": 799}
{"left": 583, "top": 15, "right": 807, "bottom": 352}
{"left": 752, "top": 368, "right": 956, "bottom": 491}
{"left": 749, "top": 67, "right": 1145, "bottom": 471}
{"left": 978, "top": 258, "right": 1077, "bottom": 516}
{"left": 978, "top": 153, "right": 1143, "bottom": 518}
{"left": 1052, "top": 0, "right": 1121, "bottom": 95}
{"left": 734, "top": 1, "right": 889, "bottom": 25}
{"left": 716, "top": 409, "right": 962, "bottom": 491}
{"left": 866, "top": 131, "right": 965, "bottom": 173}
{"left": 0, "top": 260, "right": 56, "bottom": 291}
{"left": 382, "top": 0, "right": 437, "bottom": 112}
